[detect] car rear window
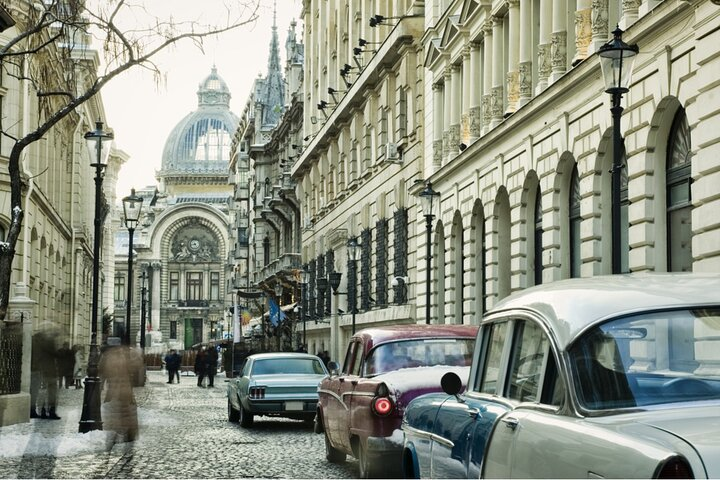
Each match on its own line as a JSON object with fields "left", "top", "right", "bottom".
{"left": 364, "top": 338, "right": 474, "bottom": 376}
{"left": 570, "top": 307, "right": 720, "bottom": 410}
{"left": 252, "top": 358, "right": 326, "bottom": 375}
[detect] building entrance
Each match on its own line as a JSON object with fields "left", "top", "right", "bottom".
{"left": 184, "top": 318, "right": 203, "bottom": 348}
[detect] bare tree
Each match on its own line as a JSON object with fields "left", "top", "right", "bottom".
{"left": 0, "top": 0, "right": 261, "bottom": 320}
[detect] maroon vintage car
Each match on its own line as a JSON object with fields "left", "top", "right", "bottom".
{"left": 315, "top": 324, "right": 478, "bottom": 478}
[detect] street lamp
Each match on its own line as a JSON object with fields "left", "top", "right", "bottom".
{"left": 419, "top": 181, "right": 440, "bottom": 324}
{"left": 347, "top": 237, "right": 360, "bottom": 333}
{"left": 139, "top": 270, "right": 148, "bottom": 350}
{"left": 299, "top": 268, "right": 309, "bottom": 347}
{"left": 122, "top": 188, "right": 143, "bottom": 346}
{"left": 79, "top": 119, "right": 113, "bottom": 434}
{"left": 598, "top": 26, "right": 638, "bottom": 274}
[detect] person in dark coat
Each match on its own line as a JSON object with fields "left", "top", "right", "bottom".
{"left": 164, "top": 349, "right": 181, "bottom": 384}
{"left": 57, "top": 342, "right": 75, "bottom": 389}
{"left": 30, "top": 331, "right": 61, "bottom": 419}
{"left": 194, "top": 348, "right": 207, "bottom": 387}
{"left": 205, "top": 347, "right": 219, "bottom": 388}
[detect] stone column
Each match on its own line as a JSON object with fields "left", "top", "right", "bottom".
{"left": 550, "top": 0, "right": 567, "bottom": 84}
{"left": 536, "top": 0, "right": 552, "bottom": 94}
{"left": 573, "top": 0, "right": 593, "bottom": 66}
{"left": 450, "top": 64, "right": 462, "bottom": 156}
{"left": 590, "top": 0, "right": 609, "bottom": 54}
{"left": 482, "top": 20, "right": 494, "bottom": 135}
{"left": 151, "top": 261, "right": 162, "bottom": 334}
{"left": 491, "top": 16, "right": 504, "bottom": 128}
{"left": 518, "top": 0, "right": 533, "bottom": 107}
{"left": 442, "top": 67, "right": 453, "bottom": 160}
{"left": 506, "top": 0, "right": 520, "bottom": 116}
{"left": 433, "top": 83, "right": 444, "bottom": 168}
{"left": 469, "top": 42, "right": 483, "bottom": 138}
{"left": 461, "top": 47, "right": 472, "bottom": 143}
{"left": 619, "top": 0, "right": 642, "bottom": 30}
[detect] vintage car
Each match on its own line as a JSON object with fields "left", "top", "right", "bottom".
{"left": 316, "top": 324, "right": 478, "bottom": 478}
{"left": 402, "top": 274, "right": 720, "bottom": 479}
{"left": 227, "top": 352, "right": 328, "bottom": 427}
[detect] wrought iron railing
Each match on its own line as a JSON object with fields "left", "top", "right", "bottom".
{"left": 0, "top": 322, "right": 23, "bottom": 395}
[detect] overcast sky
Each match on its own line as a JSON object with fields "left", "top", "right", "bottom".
{"left": 102, "top": 0, "right": 303, "bottom": 199}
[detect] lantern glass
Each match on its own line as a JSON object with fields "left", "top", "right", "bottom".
{"left": 122, "top": 189, "right": 144, "bottom": 230}
{"left": 419, "top": 182, "right": 439, "bottom": 217}
{"left": 598, "top": 27, "right": 638, "bottom": 94}
{"left": 347, "top": 238, "right": 360, "bottom": 262}
{"left": 85, "top": 121, "right": 114, "bottom": 166}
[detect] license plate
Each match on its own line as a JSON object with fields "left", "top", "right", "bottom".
{"left": 285, "top": 401, "right": 304, "bottom": 411}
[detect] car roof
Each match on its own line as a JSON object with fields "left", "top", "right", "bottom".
{"left": 487, "top": 273, "right": 720, "bottom": 350}
{"left": 353, "top": 323, "right": 479, "bottom": 347}
{"left": 248, "top": 352, "right": 322, "bottom": 361}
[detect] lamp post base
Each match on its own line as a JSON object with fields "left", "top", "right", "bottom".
{"left": 78, "top": 375, "right": 103, "bottom": 433}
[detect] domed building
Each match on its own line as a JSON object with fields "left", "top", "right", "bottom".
{"left": 113, "top": 67, "right": 238, "bottom": 351}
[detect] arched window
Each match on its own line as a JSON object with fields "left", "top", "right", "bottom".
{"left": 569, "top": 166, "right": 581, "bottom": 278}
{"left": 534, "top": 189, "right": 543, "bottom": 285}
{"left": 666, "top": 108, "right": 692, "bottom": 272}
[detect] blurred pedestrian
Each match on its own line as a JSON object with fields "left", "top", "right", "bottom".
{"left": 194, "top": 347, "right": 207, "bottom": 387}
{"left": 164, "top": 349, "right": 181, "bottom": 384}
{"left": 57, "top": 342, "right": 75, "bottom": 389}
{"left": 99, "top": 338, "right": 142, "bottom": 442}
{"left": 73, "top": 344, "right": 85, "bottom": 389}
{"left": 205, "top": 346, "right": 218, "bottom": 388}
{"left": 29, "top": 330, "right": 61, "bottom": 420}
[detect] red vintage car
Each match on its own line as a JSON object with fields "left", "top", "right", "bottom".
{"left": 315, "top": 324, "right": 478, "bottom": 478}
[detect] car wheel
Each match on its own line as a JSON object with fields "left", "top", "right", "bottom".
{"left": 228, "top": 400, "right": 239, "bottom": 422}
{"left": 358, "top": 439, "right": 378, "bottom": 479}
{"left": 239, "top": 405, "right": 254, "bottom": 428}
{"left": 324, "top": 430, "right": 346, "bottom": 464}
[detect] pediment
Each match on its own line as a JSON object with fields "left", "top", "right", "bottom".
{"left": 440, "top": 15, "right": 461, "bottom": 49}
{"left": 460, "top": 0, "right": 480, "bottom": 24}
{"left": 424, "top": 38, "right": 443, "bottom": 69}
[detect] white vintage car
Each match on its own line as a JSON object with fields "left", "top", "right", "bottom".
{"left": 402, "top": 274, "right": 720, "bottom": 479}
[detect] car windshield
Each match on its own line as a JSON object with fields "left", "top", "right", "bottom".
{"left": 251, "top": 358, "right": 326, "bottom": 376}
{"left": 365, "top": 338, "right": 474, "bottom": 376}
{"left": 570, "top": 307, "right": 720, "bottom": 410}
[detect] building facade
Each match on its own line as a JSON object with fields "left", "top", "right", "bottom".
{"left": 287, "top": 0, "right": 720, "bottom": 362}
{"left": 0, "top": 3, "right": 121, "bottom": 425}
{"left": 113, "top": 68, "right": 236, "bottom": 351}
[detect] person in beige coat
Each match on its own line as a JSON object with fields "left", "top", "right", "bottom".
{"left": 99, "top": 338, "right": 143, "bottom": 442}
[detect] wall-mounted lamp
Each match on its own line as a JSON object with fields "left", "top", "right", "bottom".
{"left": 328, "top": 87, "right": 346, "bottom": 103}
{"left": 459, "top": 143, "right": 467, "bottom": 152}
{"left": 369, "top": 14, "right": 420, "bottom": 27}
{"left": 358, "top": 38, "right": 381, "bottom": 47}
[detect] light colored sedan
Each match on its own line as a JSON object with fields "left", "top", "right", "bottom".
{"left": 402, "top": 273, "right": 720, "bottom": 479}
{"left": 227, "top": 352, "right": 328, "bottom": 428}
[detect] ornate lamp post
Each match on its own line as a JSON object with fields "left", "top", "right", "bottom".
{"left": 299, "top": 268, "right": 309, "bottom": 347}
{"left": 598, "top": 27, "right": 638, "bottom": 274}
{"left": 79, "top": 120, "right": 113, "bottom": 433}
{"left": 140, "top": 270, "right": 148, "bottom": 350}
{"left": 418, "top": 182, "right": 440, "bottom": 324}
{"left": 122, "top": 189, "right": 143, "bottom": 346}
{"left": 346, "top": 238, "right": 360, "bottom": 333}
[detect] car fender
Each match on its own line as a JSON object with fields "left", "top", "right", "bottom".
{"left": 402, "top": 440, "right": 421, "bottom": 480}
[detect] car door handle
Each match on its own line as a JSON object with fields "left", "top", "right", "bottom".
{"left": 467, "top": 407, "right": 481, "bottom": 419}
{"left": 351, "top": 380, "right": 358, "bottom": 386}
{"left": 339, "top": 378, "right": 345, "bottom": 383}
{"left": 501, "top": 417, "right": 519, "bottom": 430}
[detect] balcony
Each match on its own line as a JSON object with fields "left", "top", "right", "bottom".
{"left": 177, "top": 300, "right": 209, "bottom": 308}
{"left": 252, "top": 253, "right": 302, "bottom": 285}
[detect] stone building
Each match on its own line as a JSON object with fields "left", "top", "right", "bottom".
{"left": 287, "top": 0, "right": 720, "bottom": 361}
{"left": 0, "top": 3, "right": 121, "bottom": 425}
{"left": 229, "top": 15, "right": 305, "bottom": 351}
{"left": 113, "top": 67, "right": 236, "bottom": 351}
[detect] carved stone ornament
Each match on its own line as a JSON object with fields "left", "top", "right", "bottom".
{"left": 591, "top": 0, "right": 609, "bottom": 38}
{"left": 519, "top": 62, "right": 532, "bottom": 98}
{"left": 574, "top": 8, "right": 592, "bottom": 63}
{"left": 433, "top": 140, "right": 443, "bottom": 166}
{"left": 506, "top": 70, "right": 519, "bottom": 110}
{"left": 470, "top": 106, "right": 483, "bottom": 137}
{"left": 538, "top": 43, "right": 551, "bottom": 79}
{"left": 171, "top": 230, "right": 218, "bottom": 263}
{"left": 551, "top": 31, "right": 567, "bottom": 72}
{"left": 482, "top": 95, "right": 492, "bottom": 125}
{"left": 491, "top": 86, "right": 504, "bottom": 119}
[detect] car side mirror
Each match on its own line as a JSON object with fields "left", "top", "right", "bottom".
{"left": 441, "top": 371, "right": 463, "bottom": 396}
{"left": 327, "top": 361, "right": 340, "bottom": 375}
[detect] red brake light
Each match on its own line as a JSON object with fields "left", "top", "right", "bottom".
{"left": 656, "top": 457, "right": 693, "bottom": 479}
{"left": 373, "top": 397, "right": 393, "bottom": 416}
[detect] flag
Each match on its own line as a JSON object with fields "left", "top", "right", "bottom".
{"left": 269, "top": 298, "right": 281, "bottom": 326}
{"left": 240, "top": 307, "right": 251, "bottom": 326}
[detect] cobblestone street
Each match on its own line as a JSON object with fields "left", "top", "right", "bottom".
{"left": 0, "top": 370, "right": 356, "bottom": 479}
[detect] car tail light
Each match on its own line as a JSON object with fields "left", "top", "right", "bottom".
{"left": 372, "top": 396, "right": 394, "bottom": 416}
{"left": 655, "top": 457, "right": 693, "bottom": 479}
{"left": 249, "top": 386, "right": 266, "bottom": 399}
